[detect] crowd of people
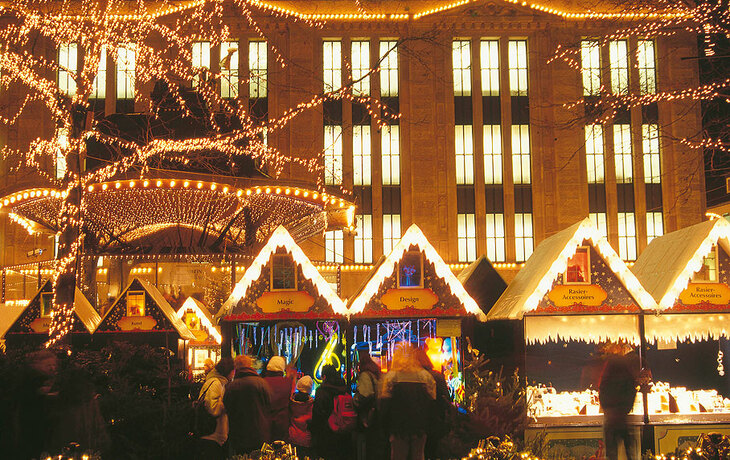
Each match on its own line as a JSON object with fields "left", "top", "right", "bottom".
{"left": 195, "top": 343, "right": 453, "bottom": 460}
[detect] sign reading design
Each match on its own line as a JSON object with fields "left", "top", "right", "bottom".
{"left": 256, "top": 291, "right": 315, "bottom": 313}
{"left": 679, "top": 283, "right": 730, "bottom": 305}
{"left": 548, "top": 285, "right": 608, "bottom": 307}
{"left": 381, "top": 288, "right": 439, "bottom": 310}
{"left": 118, "top": 315, "right": 158, "bottom": 331}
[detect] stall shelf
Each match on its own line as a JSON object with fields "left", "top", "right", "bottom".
{"left": 216, "top": 225, "right": 348, "bottom": 383}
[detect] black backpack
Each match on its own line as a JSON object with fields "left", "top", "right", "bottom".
{"left": 191, "top": 381, "right": 218, "bottom": 437}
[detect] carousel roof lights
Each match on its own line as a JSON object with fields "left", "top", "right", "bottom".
{"left": 217, "top": 225, "right": 348, "bottom": 319}
{"left": 348, "top": 224, "right": 485, "bottom": 320}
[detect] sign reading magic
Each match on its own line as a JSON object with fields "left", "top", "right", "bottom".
{"left": 381, "top": 288, "right": 438, "bottom": 310}
{"left": 679, "top": 283, "right": 730, "bottom": 305}
{"left": 256, "top": 291, "right": 315, "bottom": 313}
{"left": 548, "top": 285, "right": 607, "bottom": 307}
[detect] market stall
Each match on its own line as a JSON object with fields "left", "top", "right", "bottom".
{"left": 487, "top": 218, "right": 657, "bottom": 458}
{"left": 94, "top": 277, "right": 195, "bottom": 357}
{"left": 177, "top": 297, "right": 222, "bottom": 374}
{"left": 1, "top": 280, "right": 100, "bottom": 349}
{"left": 216, "top": 225, "right": 348, "bottom": 383}
{"left": 347, "top": 224, "right": 484, "bottom": 401}
{"left": 632, "top": 218, "right": 730, "bottom": 453}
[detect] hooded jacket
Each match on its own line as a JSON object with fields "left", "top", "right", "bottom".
{"left": 199, "top": 369, "right": 230, "bottom": 446}
{"left": 223, "top": 367, "right": 272, "bottom": 454}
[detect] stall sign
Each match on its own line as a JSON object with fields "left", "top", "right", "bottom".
{"left": 256, "top": 291, "right": 315, "bottom": 313}
{"left": 118, "top": 315, "right": 157, "bottom": 331}
{"left": 30, "top": 317, "right": 51, "bottom": 333}
{"left": 381, "top": 288, "right": 438, "bottom": 310}
{"left": 678, "top": 283, "right": 730, "bottom": 305}
{"left": 183, "top": 312, "right": 210, "bottom": 342}
{"left": 547, "top": 285, "right": 607, "bottom": 307}
{"left": 436, "top": 319, "right": 461, "bottom": 337}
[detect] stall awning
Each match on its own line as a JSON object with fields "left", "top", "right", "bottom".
{"left": 525, "top": 314, "right": 640, "bottom": 345}
{"left": 645, "top": 313, "right": 729, "bottom": 344}
{"left": 632, "top": 218, "right": 730, "bottom": 309}
{"left": 488, "top": 218, "right": 656, "bottom": 321}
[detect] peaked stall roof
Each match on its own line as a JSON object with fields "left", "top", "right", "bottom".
{"left": 348, "top": 224, "right": 485, "bottom": 320}
{"left": 458, "top": 255, "right": 508, "bottom": 315}
{"left": 98, "top": 278, "right": 195, "bottom": 340}
{"left": 216, "top": 225, "right": 348, "bottom": 320}
{"left": 177, "top": 297, "right": 222, "bottom": 343}
{"left": 632, "top": 218, "right": 730, "bottom": 309}
{"left": 0, "top": 283, "right": 101, "bottom": 337}
{"left": 487, "top": 218, "right": 656, "bottom": 320}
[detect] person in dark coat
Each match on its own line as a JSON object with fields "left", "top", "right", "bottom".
{"left": 310, "top": 364, "right": 352, "bottom": 460}
{"left": 416, "top": 347, "right": 452, "bottom": 459}
{"left": 223, "top": 355, "right": 273, "bottom": 455}
{"left": 380, "top": 344, "right": 436, "bottom": 460}
{"left": 598, "top": 343, "right": 639, "bottom": 460}
{"left": 263, "top": 356, "right": 294, "bottom": 442}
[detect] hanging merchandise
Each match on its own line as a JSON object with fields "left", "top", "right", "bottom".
{"left": 718, "top": 347, "right": 725, "bottom": 377}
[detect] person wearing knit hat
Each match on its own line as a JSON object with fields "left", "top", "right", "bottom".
{"left": 266, "top": 356, "right": 287, "bottom": 375}
{"left": 296, "top": 376, "right": 313, "bottom": 395}
{"left": 263, "top": 356, "right": 295, "bottom": 442}
{"left": 289, "top": 375, "right": 314, "bottom": 455}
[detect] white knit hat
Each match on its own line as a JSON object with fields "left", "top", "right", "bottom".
{"left": 266, "top": 356, "right": 286, "bottom": 373}
{"left": 296, "top": 375, "right": 313, "bottom": 394}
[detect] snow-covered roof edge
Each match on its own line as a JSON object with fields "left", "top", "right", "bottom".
{"left": 216, "top": 225, "right": 348, "bottom": 320}
{"left": 177, "top": 297, "right": 222, "bottom": 343}
{"left": 632, "top": 218, "right": 730, "bottom": 309}
{"left": 347, "top": 224, "right": 485, "bottom": 320}
{"left": 487, "top": 217, "right": 657, "bottom": 320}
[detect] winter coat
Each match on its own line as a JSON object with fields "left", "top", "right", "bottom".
{"left": 265, "top": 375, "right": 294, "bottom": 441}
{"left": 354, "top": 370, "right": 380, "bottom": 429}
{"left": 599, "top": 353, "right": 639, "bottom": 418}
{"left": 380, "top": 369, "right": 436, "bottom": 437}
{"left": 288, "top": 393, "right": 313, "bottom": 447}
{"left": 311, "top": 379, "right": 352, "bottom": 459}
{"left": 199, "top": 369, "right": 229, "bottom": 446}
{"left": 223, "top": 368, "right": 272, "bottom": 454}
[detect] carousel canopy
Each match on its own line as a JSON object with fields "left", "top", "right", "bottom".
{"left": 631, "top": 218, "right": 730, "bottom": 310}
{"left": 216, "top": 225, "right": 347, "bottom": 320}
{"left": 347, "top": 224, "right": 484, "bottom": 320}
{"left": 0, "top": 179, "right": 355, "bottom": 254}
{"left": 487, "top": 218, "right": 656, "bottom": 327}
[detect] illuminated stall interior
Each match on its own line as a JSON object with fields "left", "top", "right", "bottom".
{"left": 178, "top": 297, "right": 222, "bottom": 374}
{"left": 95, "top": 277, "right": 195, "bottom": 355}
{"left": 632, "top": 218, "right": 730, "bottom": 418}
{"left": 216, "top": 226, "right": 348, "bottom": 383}
{"left": 1, "top": 280, "right": 100, "bottom": 347}
{"left": 487, "top": 218, "right": 658, "bottom": 419}
{"left": 347, "top": 224, "right": 484, "bottom": 401}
